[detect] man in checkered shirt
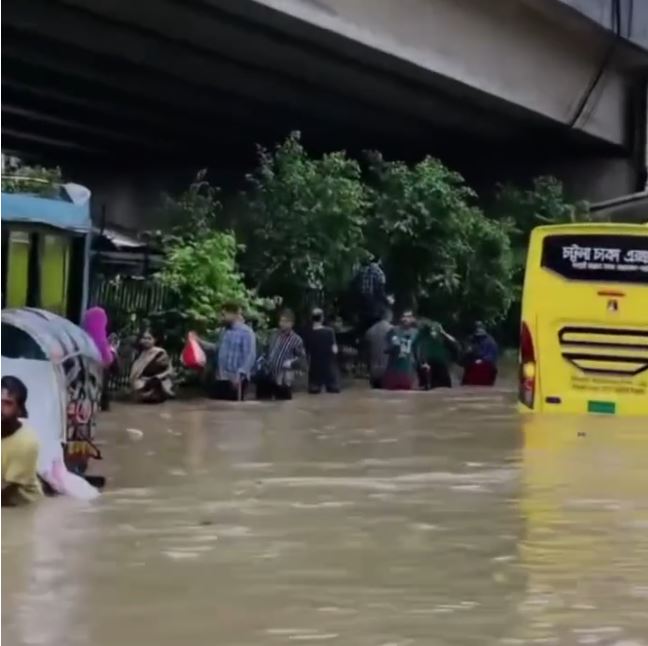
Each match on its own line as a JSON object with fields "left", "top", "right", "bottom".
{"left": 356, "top": 257, "right": 388, "bottom": 334}
{"left": 359, "top": 260, "right": 386, "bottom": 297}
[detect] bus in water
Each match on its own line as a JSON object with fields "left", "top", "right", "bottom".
{"left": 519, "top": 223, "right": 648, "bottom": 416}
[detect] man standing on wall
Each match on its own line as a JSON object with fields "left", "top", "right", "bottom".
{"left": 354, "top": 256, "right": 388, "bottom": 336}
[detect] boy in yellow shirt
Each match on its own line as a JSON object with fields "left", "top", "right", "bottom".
{"left": 2, "top": 376, "right": 42, "bottom": 506}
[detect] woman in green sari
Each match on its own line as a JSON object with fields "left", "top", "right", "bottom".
{"left": 413, "top": 321, "right": 458, "bottom": 389}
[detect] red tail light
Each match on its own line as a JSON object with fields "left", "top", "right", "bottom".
{"left": 519, "top": 321, "right": 536, "bottom": 408}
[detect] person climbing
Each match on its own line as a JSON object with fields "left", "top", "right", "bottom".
{"left": 354, "top": 256, "right": 388, "bottom": 336}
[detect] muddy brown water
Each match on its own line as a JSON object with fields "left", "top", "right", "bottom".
{"left": 3, "top": 386, "right": 648, "bottom": 645}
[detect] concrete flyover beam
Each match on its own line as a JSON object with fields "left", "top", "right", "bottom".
{"left": 238, "top": 0, "right": 638, "bottom": 148}
{"left": 3, "top": 0, "right": 429, "bottom": 143}
{"left": 557, "top": 0, "right": 648, "bottom": 51}
{"left": 51, "top": 0, "right": 517, "bottom": 140}
{"left": 0, "top": 49, "right": 307, "bottom": 152}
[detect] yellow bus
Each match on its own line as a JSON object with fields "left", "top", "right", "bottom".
{"left": 519, "top": 223, "right": 648, "bottom": 416}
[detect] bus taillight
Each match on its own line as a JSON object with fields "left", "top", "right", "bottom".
{"left": 519, "top": 321, "right": 536, "bottom": 408}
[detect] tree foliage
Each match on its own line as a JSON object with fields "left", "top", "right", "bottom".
{"left": 365, "top": 153, "right": 515, "bottom": 328}
{"left": 149, "top": 145, "right": 589, "bottom": 343}
{"left": 155, "top": 172, "right": 266, "bottom": 335}
{"left": 1, "top": 163, "right": 63, "bottom": 197}
{"left": 158, "top": 231, "right": 255, "bottom": 330}
{"left": 434, "top": 208, "right": 515, "bottom": 329}
{"left": 241, "top": 132, "right": 368, "bottom": 311}
{"left": 489, "top": 175, "right": 590, "bottom": 341}
{"left": 491, "top": 175, "right": 590, "bottom": 278}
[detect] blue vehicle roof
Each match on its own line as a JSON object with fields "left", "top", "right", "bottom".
{"left": 1, "top": 190, "right": 91, "bottom": 233}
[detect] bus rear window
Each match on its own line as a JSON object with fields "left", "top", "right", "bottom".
{"left": 541, "top": 234, "right": 648, "bottom": 283}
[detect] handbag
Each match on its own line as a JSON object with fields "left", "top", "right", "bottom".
{"left": 181, "top": 332, "right": 206, "bottom": 369}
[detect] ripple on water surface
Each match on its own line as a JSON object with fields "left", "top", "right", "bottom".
{"left": 3, "top": 389, "right": 648, "bottom": 645}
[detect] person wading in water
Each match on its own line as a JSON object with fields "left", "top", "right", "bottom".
{"left": 462, "top": 321, "right": 499, "bottom": 386}
{"left": 198, "top": 302, "right": 256, "bottom": 401}
{"left": 2, "top": 376, "right": 42, "bottom": 507}
{"left": 383, "top": 309, "right": 419, "bottom": 390}
{"left": 364, "top": 309, "right": 393, "bottom": 388}
{"left": 414, "top": 321, "right": 458, "bottom": 389}
{"left": 306, "top": 308, "right": 340, "bottom": 394}
{"left": 256, "top": 309, "right": 305, "bottom": 401}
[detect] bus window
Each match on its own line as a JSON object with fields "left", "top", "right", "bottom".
{"left": 40, "top": 233, "right": 70, "bottom": 315}
{"left": 541, "top": 233, "right": 648, "bottom": 284}
{"left": 5, "top": 230, "right": 31, "bottom": 308}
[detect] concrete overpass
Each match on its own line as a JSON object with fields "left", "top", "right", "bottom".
{"left": 3, "top": 0, "right": 648, "bottom": 228}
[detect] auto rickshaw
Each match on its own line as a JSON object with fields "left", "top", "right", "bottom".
{"left": 1, "top": 307, "right": 104, "bottom": 498}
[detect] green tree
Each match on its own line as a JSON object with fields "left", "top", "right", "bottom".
{"left": 240, "top": 132, "right": 368, "bottom": 311}
{"left": 154, "top": 172, "right": 267, "bottom": 338}
{"left": 1, "top": 162, "right": 63, "bottom": 197}
{"left": 158, "top": 232, "right": 258, "bottom": 330}
{"left": 365, "top": 153, "right": 514, "bottom": 328}
{"left": 426, "top": 207, "right": 515, "bottom": 329}
{"left": 489, "top": 175, "right": 590, "bottom": 343}
{"left": 491, "top": 175, "right": 590, "bottom": 279}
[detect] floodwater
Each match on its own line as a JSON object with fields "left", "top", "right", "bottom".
{"left": 3, "top": 386, "right": 648, "bottom": 645}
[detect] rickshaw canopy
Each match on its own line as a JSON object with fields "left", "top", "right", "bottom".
{"left": 1, "top": 307, "right": 102, "bottom": 499}
{"left": 1, "top": 308, "right": 101, "bottom": 364}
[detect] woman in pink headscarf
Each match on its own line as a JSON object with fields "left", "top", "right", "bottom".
{"left": 82, "top": 307, "right": 115, "bottom": 366}
{"left": 82, "top": 307, "right": 117, "bottom": 410}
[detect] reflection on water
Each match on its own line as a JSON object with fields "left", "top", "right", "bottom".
{"left": 516, "top": 414, "right": 648, "bottom": 644}
{"left": 3, "top": 387, "right": 648, "bottom": 645}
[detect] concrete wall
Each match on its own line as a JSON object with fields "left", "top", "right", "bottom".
{"left": 75, "top": 166, "right": 242, "bottom": 232}
{"left": 75, "top": 167, "right": 186, "bottom": 232}
{"left": 81, "top": 0, "right": 647, "bottom": 229}
{"left": 536, "top": 157, "right": 637, "bottom": 203}
{"left": 559, "top": 0, "right": 648, "bottom": 50}
{"left": 250, "top": 0, "right": 631, "bottom": 146}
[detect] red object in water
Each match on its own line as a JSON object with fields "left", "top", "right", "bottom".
{"left": 181, "top": 332, "right": 206, "bottom": 369}
{"left": 462, "top": 362, "right": 497, "bottom": 386}
{"left": 382, "top": 372, "right": 414, "bottom": 390}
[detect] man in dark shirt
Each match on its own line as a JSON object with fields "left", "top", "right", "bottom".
{"left": 306, "top": 308, "right": 340, "bottom": 394}
{"left": 365, "top": 309, "right": 393, "bottom": 388}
